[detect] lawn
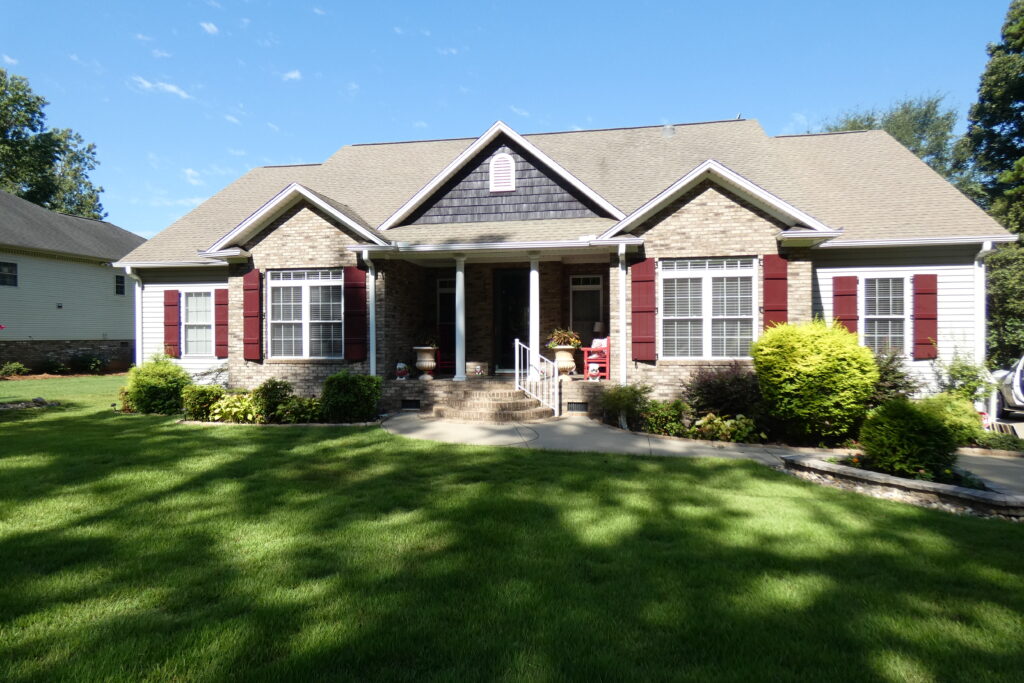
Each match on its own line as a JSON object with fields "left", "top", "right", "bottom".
{"left": 1, "top": 377, "right": 1023, "bottom": 682}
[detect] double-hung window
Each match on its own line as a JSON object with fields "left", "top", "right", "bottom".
{"left": 268, "top": 269, "right": 344, "bottom": 358}
{"left": 183, "top": 292, "right": 213, "bottom": 356}
{"left": 863, "top": 277, "right": 908, "bottom": 354}
{"left": 115, "top": 275, "right": 126, "bottom": 295}
{"left": 0, "top": 262, "right": 16, "bottom": 286}
{"left": 660, "top": 257, "right": 756, "bottom": 358}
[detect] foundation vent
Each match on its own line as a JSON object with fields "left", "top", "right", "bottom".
{"left": 566, "top": 401, "right": 588, "bottom": 413}
{"left": 400, "top": 399, "right": 422, "bottom": 411}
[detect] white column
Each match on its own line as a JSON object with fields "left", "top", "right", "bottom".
{"left": 363, "top": 251, "right": 377, "bottom": 377}
{"left": 454, "top": 255, "right": 467, "bottom": 381}
{"left": 975, "top": 241, "right": 992, "bottom": 366}
{"left": 529, "top": 255, "right": 541, "bottom": 379}
{"left": 618, "top": 244, "right": 628, "bottom": 384}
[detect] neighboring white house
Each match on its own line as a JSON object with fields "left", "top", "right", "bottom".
{"left": 0, "top": 189, "right": 145, "bottom": 371}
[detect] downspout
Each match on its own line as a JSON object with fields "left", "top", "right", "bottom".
{"left": 618, "top": 243, "right": 628, "bottom": 384}
{"left": 362, "top": 250, "right": 378, "bottom": 377}
{"left": 125, "top": 266, "right": 144, "bottom": 366}
{"left": 975, "top": 240, "right": 993, "bottom": 368}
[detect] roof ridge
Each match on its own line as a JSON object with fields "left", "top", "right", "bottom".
{"left": 258, "top": 162, "right": 322, "bottom": 168}
{"left": 774, "top": 130, "right": 876, "bottom": 138}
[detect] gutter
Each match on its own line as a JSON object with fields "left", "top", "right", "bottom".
{"left": 816, "top": 234, "right": 1018, "bottom": 249}
{"left": 344, "top": 237, "right": 644, "bottom": 255}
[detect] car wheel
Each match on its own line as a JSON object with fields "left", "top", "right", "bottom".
{"left": 995, "top": 392, "right": 1009, "bottom": 420}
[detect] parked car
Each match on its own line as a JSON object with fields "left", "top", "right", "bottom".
{"left": 993, "top": 356, "right": 1024, "bottom": 418}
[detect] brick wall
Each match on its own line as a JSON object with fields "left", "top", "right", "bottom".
{"left": 0, "top": 339, "right": 134, "bottom": 372}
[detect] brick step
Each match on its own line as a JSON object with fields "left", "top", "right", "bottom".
{"left": 442, "top": 398, "right": 540, "bottom": 411}
{"left": 442, "top": 390, "right": 527, "bottom": 401}
{"left": 432, "top": 405, "right": 555, "bottom": 423}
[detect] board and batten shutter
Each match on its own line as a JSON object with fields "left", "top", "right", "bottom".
{"left": 343, "top": 266, "right": 368, "bottom": 361}
{"left": 832, "top": 276, "right": 858, "bottom": 333}
{"left": 630, "top": 258, "right": 657, "bottom": 361}
{"left": 214, "top": 288, "right": 229, "bottom": 359}
{"left": 242, "top": 270, "right": 263, "bottom": 361}
{"left": 163, "top": 289, "right": 181, "bottom": 358}
{"left": 762, "top": 254, "right": 788, "bottom": 329}
{"left": 912, "top": 274, "right": 939, "bottom": 360}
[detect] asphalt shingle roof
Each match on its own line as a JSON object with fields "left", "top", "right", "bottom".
{"left": 122, "top": 119, "right": 1011, "bottom": 264}
{"left": 0, "top": 189, "right": 145, "bottom": 261}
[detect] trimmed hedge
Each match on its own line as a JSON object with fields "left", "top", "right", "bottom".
{"left": 751, "top": 320, "right": 878, "bottom": 441}
{"left": 251, "top": 378, "right": 294, "bottom": 423}
{"left": 123, "top": 356, "right": 193, "bottom": 414}
{"left": 321, "top": 372, "right": 382, "bottom": 423}
{"left": 859, "top": 398, "right": 958, "bottom": 480}
{"left": 182, "top": 385, "right": 226, "bottom": 421}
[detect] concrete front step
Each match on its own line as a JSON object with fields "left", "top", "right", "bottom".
{"left": 443, "top": 398, "right": 541, "bottom": 411}
{"left": 432, "top": 405, "right": 555, "bottom": 423}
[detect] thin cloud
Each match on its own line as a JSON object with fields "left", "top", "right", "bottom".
{"left": 69, "top": 53, "right": 103, "bottom": 74}
{"left": 413, "top": 121, "right": 428, "bottom": 129}
{"left": 227, "top": 148, "right": 246, "bottom": 156}
{"left": 282, "top": 70, "right": 302, "bottom": 81}
{"left": 131, "top": 75, "right": 192, "bottom": 99}
{"left": 437, "top": 47, "right": 459, "bottom": 56}
{"left": 2, "top": 54, "right": 17, "bottom": 65}
{"left": 224, "top": 114, "right": 240, "bottom": 124}
{"left": 510, "top": 105, "right": 530, "bottom": 117}
{"left": 393, "top": 26, "right": 404, "bottom": 35}
{"left": 134, "top": 33, "right": 153, "bottom": 41}
{"left": 267, "top": 122, "right": 280, "bottom": 132}
{"left": 207, "top": 0, "right": 222, "bottom": 7}
{"left": 420, "top": 29, "right": 432, "bottom": 37}
{"left": 345, "top": 81, "right": 360, "bottom": 94}
{"left": 183, "top": 169, "right": 203, "bottom": 186}
{"left": 138, "top": 196, "right": 205, "bottom": 208}
{"left": 312, "top": 7, "right": 326, "bottom": 15}
{"left": 200, "top": 22, "right": 219, "bottom": 35}
{"left": 151, "top": 49, "right": 171, "bottom": 58}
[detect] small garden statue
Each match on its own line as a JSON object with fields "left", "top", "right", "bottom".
{"left": 395, "top": 362, "right": 409, "bottom": 380}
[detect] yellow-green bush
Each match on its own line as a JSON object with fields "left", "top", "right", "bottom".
{"left": 751, "top": 320, "right": 878, "bottom": 440}
{"left": 859, "top": 398, "right": 958, "bottom": 480}
{"left": 916, "top": 392, "right": 985, "bottom": 446}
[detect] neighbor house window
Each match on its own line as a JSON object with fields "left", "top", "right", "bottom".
{"left": 183, "top": 292, "right": 213, "bottom": 356}
{"left": 863, "top": 277, "right": 908, "bottom": 354}
{"left": 660, "top": 257, "right": 756, "bottom": 358}
{"left": 489, "top": 152, "right": 516, "bottom": 192}
{"left": 0, "top": 262, "right": 16, "bottom": 286}
{"left": 115, "top": 274, "right": 126, "bottom": 295}
{"left": 267, "top": 269, "right": 344, "bottom": 358}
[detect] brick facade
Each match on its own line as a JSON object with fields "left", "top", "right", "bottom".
{"left": 0, "top": 339, "right": 134, "bottom": 372}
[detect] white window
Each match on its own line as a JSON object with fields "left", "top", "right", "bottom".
{"left": 659, "top": 257, "right": 757, "bottom": 359}
{"left": 267, "top": 269, "right": 344, "bottom": 358}
{"left": 183, "top": 292, "right": 213, "bottom": 356}
{"left": 863, "top": 277, "right": 909, "bottom": 354}
{"left": 489, "top": 152, "right": 516, "bottom": 192}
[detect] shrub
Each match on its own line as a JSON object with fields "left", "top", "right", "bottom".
{"left": 916, "top": 392, "right": 985, "bottom": 447}
{"left": 251, "top": 378, "right": 294, "bottom": 423}
{"left": 692, "top": 413, "right": 765, "bottom": 443}
{"left": 932, "top": 352, "right": 992, "bottom": 403}
{"left": 209, "top": 393, "right": 258, "bottom": 423}
{"left": 751, "top": 320, "right": 878, "bottom": 441}
{"left": 122, "top": 355, "right": 193, "bottom": 414}
{"left": 43, "top": 356, "right": 71, "bottom": 375}
{"left": 682, "top": 361, "right": 761, "bottom": 418}
{"left": 977, "top": 431, "right": 1024, "bottom": 452}
{"left": 321, "top": 372, "right": 382, "bottom": 423}
{"left": 641, "top": 399, "right": 691, "bottom": 437}
{"left": 858, "top": 398, "right": 957, "bottom": 480}
{"left": 274, "top": 396, "right": 323, "bottom": 424}
{"left": 600, "top": 383, "right": 652, "bottom": 430}
{"left": 182, "top": 385, "right": 226, "bottom": 421}
{"left": 869, "top": 350, "right": 920, "bottom": 407}
{"left": 0, "top": 361, "right": 29, "bottom": 378}
{"left": 118, "top": 387, "right": 134, "bottom": 413}
{"left": 68, "top": 353, "right": 106, "bottom": 374}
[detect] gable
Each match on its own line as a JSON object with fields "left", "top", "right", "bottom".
{"left": 243, "top": 202, "right": 368, "bottom": 267}
{"left": 402, "top": 138, "right": 611, "bottom": 226}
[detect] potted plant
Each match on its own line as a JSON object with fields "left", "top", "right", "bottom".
{"left": 412, "top": 330, "right": 438, "bottom": 381}
{"left": 546, "top": 328, "right": 582, "bottom": 375}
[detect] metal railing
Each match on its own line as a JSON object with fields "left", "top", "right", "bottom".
{"left": 514, "top": 338, "right": 560, "bottom": 416}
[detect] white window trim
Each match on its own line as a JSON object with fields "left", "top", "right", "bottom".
{"left": 0, "top": 261, "right": 17, "bottom": 287}
{"left": 265, "top": 269, "right": 345, "bottom": 360}
{"left": 181, "top": 290, "right": 216, "bottom": 358}
{"left": 657, "top": 257, "right": 760, "bottom": 360}
{"left": 488, "top": 152, "right": 516, "bottom": 193}
{"left": 860, "top": 276, "right": 912, "bottom": 357}
{"left": 569, "top": 274, "right": 603, "bottom": 336}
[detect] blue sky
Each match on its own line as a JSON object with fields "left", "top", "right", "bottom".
{"left": 0, "top": 0, "right": 1012, "bottom": 237}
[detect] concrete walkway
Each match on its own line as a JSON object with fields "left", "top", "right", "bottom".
{"left": 382, "top": 413, "right": 1024, "bottom": 495}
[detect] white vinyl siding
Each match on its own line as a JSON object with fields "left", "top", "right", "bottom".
{"left": 0, "top": 249, "right": 135, "bottom": 340}
{"left": 266, "top": 269, "right": 343, "bottom": 359}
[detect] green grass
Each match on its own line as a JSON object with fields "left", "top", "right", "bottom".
{"left": 2, "top": 376, "right": 1023, "bottom": 682}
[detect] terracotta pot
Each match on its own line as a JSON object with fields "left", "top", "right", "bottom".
{"left": 553, "top": 345, "right": 577, "bottom": 375}
{"left": 413, "top": 346, "right": 437, "bottom": 380}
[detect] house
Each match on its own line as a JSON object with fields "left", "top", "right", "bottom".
{"left": 115, "top": 119, "right": 1016, "bottom": 417}
{"left": 0, "top": 189, "right": 145, "bottom": 371}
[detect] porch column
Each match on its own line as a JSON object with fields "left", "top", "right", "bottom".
{"left": 454, "top": 255, "right": 467, "bottom": 381}
{"left": 618, "top": 244, "right": 628, "bottom": 384}
{"left": 529, "top": 254, "right": 540, "bottom": 379}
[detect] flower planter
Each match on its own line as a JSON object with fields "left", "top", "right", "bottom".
{"left": 553, "top": 345, "right": 577, "bottom": 375}
{"left": 413, "top": 346, "right": 437, "bottom": 380}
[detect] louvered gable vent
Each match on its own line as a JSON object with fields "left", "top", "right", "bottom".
{"left": 489, "top": 152, "right": 515, "bottom": 192}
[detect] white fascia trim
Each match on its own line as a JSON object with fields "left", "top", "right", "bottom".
{"left": 207, "top": 182, "right": 389, "bottom": 252}
{"left": 346, "top": 238, "right": 642, "bottom": 254}
{"left": 112, "top": 260, "right": 228, "bottom": 268}
{"left": 196, "top": 247, "right": 251, "bottom": 260}
{"left": 377, "top": 121, "right": 626, "bottom": 231}
{"left": 815, "top": 234, "right": 1018, "bottom": 249}
{"left": 597, "top": 159, "right": 833, "bottom": 240}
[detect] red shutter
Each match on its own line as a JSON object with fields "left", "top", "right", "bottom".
{"left": 214, "top": 288, "right": 229, "bottom": 358}
{"left": 762, "top": 254, "right": 788, "bottom": 328}
{"left": 833, "top": 276, "right": 858, "bottom": 333}
{"left": 913, "top": 274, "right": 938, "bottom": 360}
{"left": 163, "top": 289, "right": 181, "bottom": 358}
{"left": 343, "top": 266, "right": 368, "bottom": 361}
{"left": 630, "top": 258, "right": 657, "bottom": 361}
{"left": 242, "top": 269, "right": 262, "bottom": 361}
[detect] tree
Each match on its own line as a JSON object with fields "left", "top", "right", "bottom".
{"left": 822, "top": 95, "right": 981, "bottom": 198}
{"left": 0, "top": 68, "right": 105, "bottom": 219}
{"left": 984, "top": 244, "right": 1024, "bottom": 367}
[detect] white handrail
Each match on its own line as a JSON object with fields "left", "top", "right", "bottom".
{"left": 514, "top": 338, "right": 560, "bottom": 416}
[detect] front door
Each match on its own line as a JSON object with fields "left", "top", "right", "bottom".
{"left": 494, "top": 269, "right": 530, "bottom": 371}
